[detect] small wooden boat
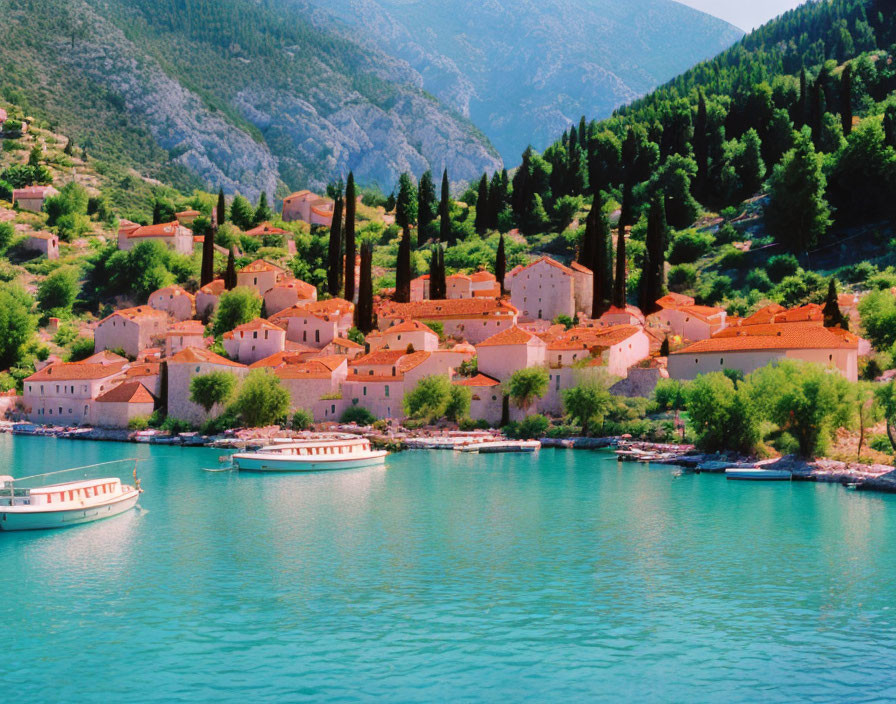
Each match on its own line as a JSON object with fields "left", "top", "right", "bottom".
{"left": 0, "top": 459, "right": 142, "bottom": 531}
{"left": 725, "top": 467, "right": 791, "bottom": 481}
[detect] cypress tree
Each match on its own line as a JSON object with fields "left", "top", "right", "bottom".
{"left": 495, "top": 232, "right": 507, "bottom": 296}
{"left": 474, "top": 174, "right": 490, "bottom": 233}
{"left": 797, "top": 68, "right": 808, "bottom": 127}
{"left": 439, "top": 169, "right": 451, "bottom": 243}
{"left": 840, "top": 63, "right": 853, "bottom": 137}
{"left": 418, "top": 170, "right": 437, "bottom": 234}
{"left": 613, "top": 192, "right": 629, "bottom": 309}
{"left": 327, "top": 195, "right": 344, "bottom": 296}
{"left": 224, "top": 248, "right": 238, "bottom": 290}
{"left": 254, "top": 192, "right": 273, "bottom": 226}
{"left": 394, "top": 226, "right": 412, "bottom": 303}
{"left": 640, "top": 194, "right": 668, "bottom": 316}
{"left": 200, "top": 223, "right": 216, "bottom": 287}
{"left": 216, "top": 187, "right": 226, "bottom": 226}
{"left": 487, "top": 171, "right": 504, "bottom": 230}
{"left": 810, "top": 76, "right": 824, "bottom": 148}
{"left": 152, "top": 200, "right": 162, "bottom": 225}
{"left": 429, "top": 245, "right": 447, "bottom": 300}
{"left": 344, "top": 172, "right": 357, "bottom": 303}
{"left": 693, "top": 91, "right": 709, "bottom": 198}
{"left": 355, "top": 240, "right": 374, "bottom": 333}
{"left": 590, "top": 195, "right": 612, "bottom": 317}
{"left": 822, "top": 279, "right": 848, "bottom": 330}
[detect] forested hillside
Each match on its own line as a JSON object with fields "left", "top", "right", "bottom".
{"left": 306, "top": 0, "right": 743, "bottom": 162}
{"left": 0, "top": 0, "right": 501, "bottom": 199}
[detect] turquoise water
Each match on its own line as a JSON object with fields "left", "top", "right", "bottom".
{"left": 4, "top": 435, "right": 896, "bottom": 702}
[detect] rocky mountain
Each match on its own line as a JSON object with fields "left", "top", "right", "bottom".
{"left": 0, "top": 0, "right": 501, "bottom": 200}
{"left": 302, "top": 0, "right": 745, "bottom": 163}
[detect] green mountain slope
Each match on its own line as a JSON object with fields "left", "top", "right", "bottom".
{"left": 304, "top": 0, "right": 744, "bottom": 162}
{"left": 0, "top": 0, "right": 502, "bottom": 199}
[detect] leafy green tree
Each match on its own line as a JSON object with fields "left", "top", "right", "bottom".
{"left": 37, "top": 267, "right": 79, "bottom": 312}
{"left": 858, "top": 290, "right": 896, "bottom": 351}
{"left": 44, "top": 182, "right": 88, "bottom": 227}
{"left": 765, "top": 129, "right": 831, "bottom": 252}
{"left": 404, "top": 375, "right": 452, "bottom": 421}
{"left": 232, "top": 369, "right": 291, "bottom": 427}
{"left": 67, "top": 336, "right": 95, "bottom": 362}
{"left": 733, "top": 129, "right": 766, "bottom": 197}
{"left": 686, "top": 372, "right": 758, "bottom": 454}
{"left": 507, "top": 367, "right": 549, "bottom": 410}
{"left": 229, "top": 195, "right": 255, "bottom": 230}
{"left": 562, "top": 379, "right": 612, "bottom": 435}
{"left": 0, "top": 222, "right": 14, "bottom": 251}
{"left": 653, "top": 378, "right": 688, "bottom": 411}
{"left": 828, "top": 120, "right": 896, "bottom": 222}
{"left": 874, "top": 381, "right": 896, "bottom": 452}
{"left": 0, "top": 285, "right": 35, "bottom": 369}
{"left": 445, "top": 385, "right": 471, "bottom": 422}
{"left": 417, "top": 170, "right": 437, "bottom": 233}
{"left": 840, "top": 62, "right": 853, "bottom": 137}
{"left": 189, "top": 371, "right": 237, "bottom": 413}
{"left": 212, "top": 287, "right": 262, "bottom": 336}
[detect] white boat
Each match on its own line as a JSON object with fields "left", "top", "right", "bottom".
{"left": 0, "top": 472, "right": 141, "bottom": 531}
{"left": 725, "top": 467, "right": 792, "bottom": 481}
{"left": 232, "top": 436, "right": 388, "bottom": 472}
{"left": 457, "top": 440, "right": 541, "bottom": 453}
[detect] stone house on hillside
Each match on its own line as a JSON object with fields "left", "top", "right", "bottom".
{"left": 237, "top": 259, "right": 287, "bottom": 296}
{"left": 25, "top": 232, "right": 59, "bottom": 259}
{"left": 23, "top": 358, "right": 127, "bottom": 425}
{"left": 376, "top": 298, "right": 519, "bottom": 344}
{"left": 12, "top": 185, "right": 59, "bottom": 213}
{"left": 281, "top": 190, "right": 334, "bottom": 227}
{"left": 94, "top": 306, "right": 168, "bottom": 358}
{"left": 223, "top": 319, "right": 286, "bottom": 365}
{"left": 117, "top": 221, "right": 193, "bottom": 255}
{"left": 148, "top": 285, "right": 194, "bottom": 322}
{"left": 94, "top": 382, "right": 155, "bottom": 428}
{"left": 269, "top": 298, "right": 354, "bottom": 349}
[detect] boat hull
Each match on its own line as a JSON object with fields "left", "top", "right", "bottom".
{"left": 725, "top": 469, "right": 791, "bottom": 481}
{"left": 233, "top": 452, "right": 387, "bottom": 473}
{"left": 0, "top": 491, "right": 140, "bottom": 531}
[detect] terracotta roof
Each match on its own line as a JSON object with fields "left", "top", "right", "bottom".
{"left": 151, "top": 285, "right": 193, "bottom": 299}
{"left": 124, "top": 363, "right": 160, "bottom": 378}
{"left": 310, "top": 355, "right": 348, "bottom": 371}
{"left": 674, "top": 323, "right": 859, "bottom": 354}
{"left": 283, "top": 190, "right": 312, "bottom": 202}
{"left": 740, "top": 303, "right": 821, "bottom": 326}
{"left": 12, "top": 186, "right": 57, "bottom": 199}
{"left": 199, "top": 279, "right": 225, "bottom": 296}
{"left": 477, "top": 325, "right": 541, "bottom": 347}
{"left": 344, "top": 374, "right": 403, "bottom": 383}
{"left": 26, "top": 361, "right": 126, "bottom": 382}
{"left": 601, "top": 305, "right": 645, "bottom": 321}
{"left": 328, "top": 337, "right": 364, "bottom": 349}
{"left": 270, "top": 298, "right": 353, "bottom": 323}
{"left": 128, "top": 221, "right": 186, "bottom": 238}
{"left": 249, "top": 351, "right": 309, "bottom": 369}
{"left": 167, "top": 347, "right": 245, "bottom": 367}
{"left": 230, "top": 318, "right": 285, "bottom": 335}
{"left": 239, "top": 259, "right": 285, "bottom": 275}
{"left": 656, "top": 293, "right": 696, "bottom": 309}
{"left": 509, "top": 256, "right": 576, "bottom": 278}
{"left": 378, "top": 298, "right": 517, "bottom": 321}
{"left": 570, "top": 261, "right": 593, "bottom": 274}
{"left": 470, "top": 271, "right": 497, "bottom": 283}
{"left": 674, "top": 304, "right": 726, "bottom": 322}
{"left": 166, "top": 320, "right": 207, "bottom": 336}
{"left": 453, "top": 373, "right": 501, "bottom": 387}
{"left": 79, "top": 350, "right": 127, "bottom": 364}
{"left": 28, "top": 232, "right": 56, "bottom": 241}
{"left": 547, "top": 325, "right": 642, "bottom": 351}
{"left": 274, "top": 360, "right": 338, "bottom": 380}
{"left": 351, "top": 350, "right": 406, "bottom": 367}
{"left": 269, "top": 278, "right": 316, "bottom": 299}
{"left": 96, "top": 381, "right": 155, "bottom": 404}
{"left": 447, "top": 273, "right": 472, "bottom": 282}
{"left": 98, "top": 306, "right": 166, "bottom": 326}
{"left": 397, "top": 351, "right": 431, "bottom": 373}
{"left": 385, "top": 320, "right": 438, "bottom": 336}
{"left": 246, "top": 222, "right": 289, "bottom": 236}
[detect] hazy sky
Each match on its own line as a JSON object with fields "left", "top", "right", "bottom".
{"left": 677, "top": 0, "right": 807, "bottom": 31}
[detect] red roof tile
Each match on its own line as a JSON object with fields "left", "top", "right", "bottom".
{"left": 167, "top": 347, "right": 245, "bottom": 367}
{"left": 674, "top": 323, "right": 859, "bottom": 354}
{"left": 476, "top": 325, "right": 541, "bottom": 347}
{"left": 453, "top": 373, "right": 501, "bottom": 387}
{"left": 26, "top": 361, "right": 127, "bottom": 382}
{"left": 96, "top": 381, "right": 155, "bottom": 404}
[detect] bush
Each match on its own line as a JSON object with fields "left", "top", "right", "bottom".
{"left": 668, "top": 263, "right": 697, "bottom": 291}
{"left": 212, "top": 287, "right": 262, "bottom": 336}
{"left": 715, "top": 222, "right": 739, "bottom": 244}
{"left": 291, "top": 408, "right": 314, "bottom": 430}
{"left": 506, "top": 414, "right": 549, "bottom": 440}
{"left": 870, "top": 435, "right": 891, "bottom": 454}
{"left": 128, "top": 417, "right": 150, "bottom": 431}
{"left": 767, "top": 254, "right": 800, "bottom": 283}
{"left": 745, "top": 269, "right": 772, "bottom": 292}
{"left": 37, "top": 267, "right": 80, "bottom": 312}
{"left": 161, "top": 417, "right": 194, "bottom": 434}
{"left": 653, "top": 379, "right": 688, "bottom": 411}
{"left": 668, "top": 229, "right": 714, "bottom": 264}
{"left": 232, "top": 368, "right": 291, "bottom": 427}
{"left": 459, "top": 417, "right": 491, "bottom": 431}
{"left": 341, "top": 406, "right": 376, "bottom": 426}
{"left": 717, "top": 245, "right": 746, "bottom": 269}
{"left": 189, "top": 371, "right": 237, "bottom": 413}
{"left": 686, "top": 373, "right": 758, "bottom": 454}
{"left": 67, "top": 336, "right": 95, "bottom": 362}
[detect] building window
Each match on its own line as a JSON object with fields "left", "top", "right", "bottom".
{"left": 385, "top": 386, "right": 390, "bottom": 398}
{"left": 363, "top": 387, "right": 367, "bottom": 396}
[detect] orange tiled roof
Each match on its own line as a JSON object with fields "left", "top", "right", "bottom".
{"left": 656, "top": 293, "right": 696, "bottom": 309}
{"left": 96, "top": 381, "right": 155, "bottom": 404}
{"left": 509, "top": 255, "right": 576, "bottom": 278}
{"left": 548, "top": 324, "right": 642, "bottom": 351}
{"left": 28, "top": 232, "right": 56, "bottom": 241}
{"left": 78, "top": 350, "right": 127, "bottom": 364}
{"left": 128, "top": 221, "right": 185, "bottom": 238}
{"left": 397, "top": 350, "right": 431, "bottom": 373}
{"left": 151, "top": 285, "right": 193, "bottom": 299}
{"left": 283, "top": 190, "right": 312, "bottom": 202}
{"left": 674, "top": 323, "right": 859, "bottom": 354}
{"left": 351, "top": 349, "right": 406, "bottom": 367}
{"left": 453, "top": 373, "right": 501, "bottom": 387}
{"left": 270, "top": 278, "right": 316, "bottom": 299}
{"left": 166, "top": 320, "right": 206, "bottom": 336}
{"left": 246, "top": 222, "right": 289, "bottom": 236}
{"left": 26, "top": 361, "right": 127, "bottom": 382}
{"left": 199, "top": 279, "right": 226, "bottom": 296}
{"left": 601, "top": 304, "right": 645, "bottom": 321}
{"left": 570, "top": 261, "right": 593, "bottom": 274}
{"left": 329, "top": 337, "right": 364, "bottom": 349}
{"left": 477, "top": 325, "right": 541, "bottom": 347}
{"left": 378, "top": 298, "right": 517, "bottom": 321}
{"left": 470, "top": 271, "right": 497, "bottom": 283}
{"left": 13, "top": 186, "right": 57, "bottom": 199}
{"left": 239, "top": 259, "right": 284, "bottom": 275}
{"left": 231, "top": 318, "right": 285, "bottom": 334}
{"left": 385, "top": 320, "right": 438, "bottom": 336}
{"left": 274, "top": 360, "right": 338, "bottom": 380}
{"left": 124, "top": 363, "right": 160, "bottom": 378}
{"left": 167, "top": 346, "right": 245, "bottom": 367}
{"left": 98, "top": 306, "right": 166, "bottom": 325}
{"left": 270, "top": 298, "right": 353, "bottom": 324}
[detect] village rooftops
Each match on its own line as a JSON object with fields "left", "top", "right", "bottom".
{"left": 26, "top": 360, "right": 127, "bottom": 382}
{"left": 269, "top": 278, "right": 317, "bottom": 298}
{"left": 673, "top": 323, "right": 859, "bottom": 355}
{"left": 350, "top": 349, "right": 431, "bottom": 376}
{"left": 546, "top": 324, "right": 643, "bottom": 351}
{"left": 199, "top": 279, "right": 226, "bottom": 295}
{"left": 12, "top": 185, "right": 58, "bottom": 199}
{"left": 167, "top": 346, "right": 246, "bottom": 367}
{"left": 378, "top": 298, "right": 518, "bottom": 321}
{"left": 509, "top": 255, "right": 578, "bottom": 278}
{"left": 656, "top": 292, "right": 696, "bottom": 309}
{"left": 166, "top": 320, "right": 207, "bottom": 336}
{"left": 97, "top": 306, "right": 166, "bottom": 325}
{"left": 95, "top": 381, "right": 155, "bottom": 404}
{"left": 223, "top": 318, "right": 285, "bottom": 339}
{"left": 124, "top": 363, "right": 160, "bottom": 378}
{"left": 453, "top": 373, "right": 501, "bottom": 387}
{"left": 477, "top": 325, "right": 541, "bottom": 347}
{"left": 384, "top": 320, "right": 438, "bottom": 335}
{"left": 269, "top": 298, "right": 353, "bottom": 323}
{"left": 239, "top": 259, "right": 285, "bottom": 275}
{"left": 329, "top": 336, "right": 364, "bottom": 350}
{"left": 246, "top": 222, "right": 289, "bottom": 236}
{"left": 125, "top": 221, "right": 185, "bottom": 238}
{"left": 79, "top": 350, "right": 128, "bottom": 365}
{"left": 740, "top": 303, "right": 823, "bottom": 326}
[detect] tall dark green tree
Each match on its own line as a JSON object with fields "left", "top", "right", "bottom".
{"left": 254, "top": 192, "right": 273, "bottom": 225}
{"left": 884, "top": 104, "right": 896, "bottom": 149}
{"left": 840, "top": 62, "right": 853, "bottom": 137}
{"left": 429, "top": 244, "right": 447, "bottom": 300}
{"left": 344, "top": 172, "right": 357, "bottom": 303}
{"left": 474, "top": 174, "right": 490, "bottom": 234}
{"left": 495, "top": 232, "right": 507, "bottom": 296}
{"left": 216, "top": 187, "right": 226, "bottom": 226}
{"left": 822, "top": 278, "right": 848, "bottom": 330}
{"left": 418, "top": 170, "right": 437, "bottom": 234}
{"left": 394, "top": 225, "right": 412, "bottom": 303}
{"left": 589, "top": 196, "right": 612, "bottom": 317}
{"left": 439, "top": 169, "right": 451, "bottom": 243}
{"left": 693, "top": 91, "right": 709, "bottom": 198}
{"left": 200, "top": 224, "right": 216, "bottom": 287}
{"left": 487, "top": 170, "right": 505, "bottom": 229}
{"left": 613, "top": 201, "right": 628, "bottom": 309}
{"left": 224, "top": 248, "right": 238, "bottom": 290}
{"left": 640, "top": 194, "right": 668, "bottom": 315}
{"left": 327, "top": 195, "right": 344, "bottom": 296}
{"left": 355, "top": 240, "right": 374, "bottom": 333}
{"left": 395, "top": 173, "right": 418, "bottom": 232}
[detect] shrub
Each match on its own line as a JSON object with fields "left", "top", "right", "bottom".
{"left": 653, "top": 379, "right": 688, "bottom": 411}
{"left": 767, "top": 254, "right": 800, "bottom": 283}
{"left": 870, "top": 435, "right": 891, "bottom": 454}
{"left": 128, "top": 417, "right": 150, "bottom": 431}
{"left": 745, "top": 269, "right": 772, "bottom": 292}
{"left": 668, "top": 263, "right": 697, "bottom": 291}
{"left": 37, "top": 267, "right": 80, "bottom": 312}
{"left": 67, "top": 336, "right": 95, "bottom": 362}
{"left": 232, "top": 369, "right": 291, "bottom": 427}
{"left": 506, "top": 414, "right": 549, "bottom": 440}
{"left": 717, "top": 245, "right": 746, "bottom": 269}
{"left": 189, "top": 371, "right": 237, "bottom": 413}
{"left": 507, "top": 367, "right": 549, "bottom": 409}
{"left": 161, "top": 417, "right": 194, "bottom": 434}
{"left": 562, "top": 379, "right": 612, "bottom": 435}
{"left": 668, "top": 229, "right": 714, "bottom": 264}
{"left": 341, "top": 406, "right": 376, "bottom": 426}
{"left": 212, "top": 287, "right": 262, "bottom": 336}
{"left": 686, "top": 373, "right": 758, "bottom": 454}
{"left": 291, "top": 409, "right": 314, "bottom": 430}
{"left": 459, "top": 417, "right": 490, "bottom": 431}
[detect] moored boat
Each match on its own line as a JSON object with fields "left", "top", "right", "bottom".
{"left": 232, "top": 435, "right": 388, "bottom": 472}
{"left": 457, "top": 440, "right": 541, "bottom": 453}
{"left": 0, "top": 463, "right": 142, "bottom": 531}
{"left": 725, "top": 467, "right": 792, "bottom": 481}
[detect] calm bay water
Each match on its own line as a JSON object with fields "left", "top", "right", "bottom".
{"left": 3, "top": 434, "right": 896, "bottom": 702}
